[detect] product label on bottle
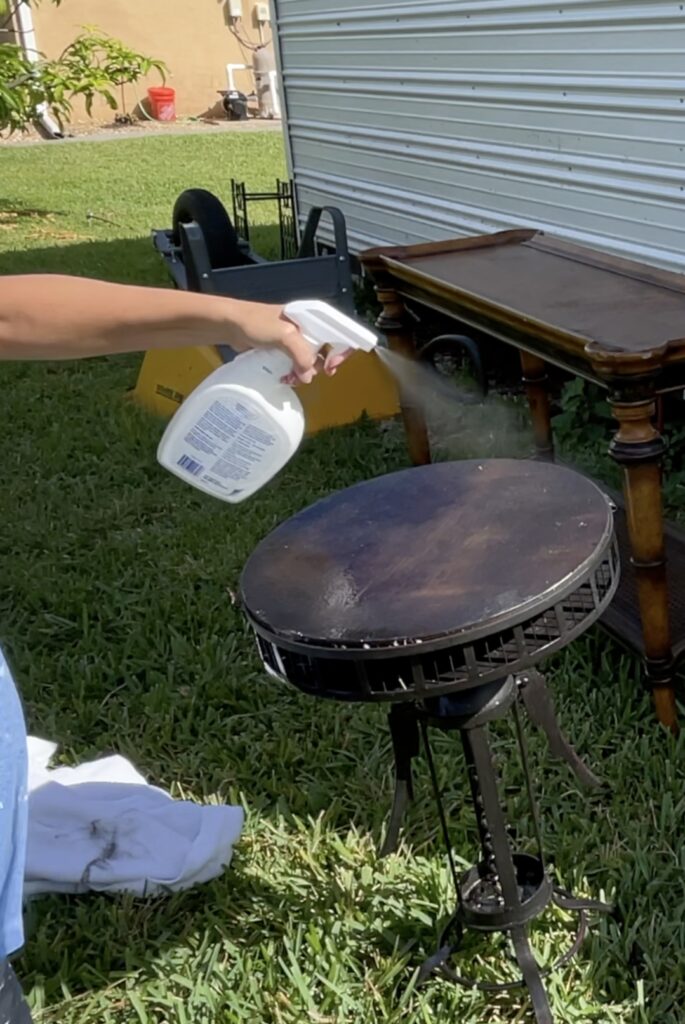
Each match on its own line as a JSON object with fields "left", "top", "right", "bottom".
{"left": 176, "top": 398, "right": 277, "bottom": 493}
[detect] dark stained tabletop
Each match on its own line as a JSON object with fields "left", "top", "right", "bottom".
{"left": 240, "top": 459, "right": 614, "bottom": 650}
{"left": 361, "top": 231, "right": 685, "bottom": 370}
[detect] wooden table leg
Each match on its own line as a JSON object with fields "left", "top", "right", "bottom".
{"left": 520, "top": 351, "right": 555, "bottom": 462}
{"left": 375, "top": 285, "right": 432, "bottom": 466}
{"left": 609, "top": 395, "right": 677, "bottom": 732}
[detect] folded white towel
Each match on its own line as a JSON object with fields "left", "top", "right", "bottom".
{"left": 25, "top": 737, "right": 244, "bottom": 898}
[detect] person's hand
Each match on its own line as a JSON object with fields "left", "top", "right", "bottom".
{"left": 225, "top": 300, "right": 349, "bottom": 385}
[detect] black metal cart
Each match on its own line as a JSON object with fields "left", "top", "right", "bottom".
{"left": 151, "top": 186, "right": 356, "bottom": 314}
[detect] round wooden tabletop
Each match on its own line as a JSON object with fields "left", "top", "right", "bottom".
{"left": 240, "top": 459, "right": 614, "bottom": 651}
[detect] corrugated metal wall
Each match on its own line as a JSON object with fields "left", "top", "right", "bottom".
{"left": 273, "top": 0, "right": 685, "bottom": 271}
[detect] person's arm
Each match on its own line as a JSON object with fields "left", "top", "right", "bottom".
{"left": 0, "top": 275, "right": 337, "bottom": 382}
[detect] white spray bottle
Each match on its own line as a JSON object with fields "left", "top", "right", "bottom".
{"left": 157, "top": 299, "right": 378, "bottom": 503}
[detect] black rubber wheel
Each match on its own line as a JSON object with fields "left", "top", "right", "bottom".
{"left": 419, "top": 333, "right": 488, "bottom": 398}
{"left": 172, "top": 188, "right": 243, "bottom": 269}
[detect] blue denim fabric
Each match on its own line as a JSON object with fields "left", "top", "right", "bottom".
{"left": 0, "top": 648, "right": 27, "bottom": 958}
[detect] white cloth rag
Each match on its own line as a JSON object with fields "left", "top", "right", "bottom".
{"left": 25, "top": 737, "right": 244, "bottom": 898}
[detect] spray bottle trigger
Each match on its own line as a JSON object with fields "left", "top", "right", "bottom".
{"left": 326, "top": 341, "right": 352, "bottom": 359}
{"left": 283, "top": 300, "right": 378, "bottom": 355}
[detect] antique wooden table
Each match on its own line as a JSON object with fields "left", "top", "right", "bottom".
{"left": 360, "top": 229, "right": 685, "bottom": 731}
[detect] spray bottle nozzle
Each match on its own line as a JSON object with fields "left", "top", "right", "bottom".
{"left": 283, "top": 300, "right": 378, "bottom": 357}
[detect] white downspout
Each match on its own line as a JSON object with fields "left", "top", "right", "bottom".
{"left": 226, "top": 63, "right": 247, "bottom": 93}
{"left": 268, "top": 70, "right": 281, "bottom": 119}
{"left": 13, "top": 1, "right": 63, "bottom": 138}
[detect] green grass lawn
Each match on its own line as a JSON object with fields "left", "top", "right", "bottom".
{"left": 0, "top": 133, "right": 683, "bottom": 1024}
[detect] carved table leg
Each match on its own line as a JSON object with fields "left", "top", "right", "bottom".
{"left": 609, "top": 395, "right": 677, "bottom": 732}
{"left": 375, "top": 285, "right": 432, "bottom": 466}
{"left": 520, "top": 352, "right": 554, "bottom": 462}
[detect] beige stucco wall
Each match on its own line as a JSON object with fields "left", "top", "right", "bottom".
{"left": 31, "top": 0, "right": 267, "bottom": 122}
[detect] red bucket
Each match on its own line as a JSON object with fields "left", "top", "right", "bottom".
{"left": 147, "top": 86, "right": 176, "bottom": 122}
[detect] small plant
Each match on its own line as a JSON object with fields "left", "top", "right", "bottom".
{"left": 0, "top": 3, "right": 166, "bottom": 133}
{"left": 56, "top": 27, "right": 167, "bottom": 120}
{"left": 0, "top": 40, "right": 48, "bottom": 133}
{"left": 552, "top": 377, "right": 614, "bottom": 453}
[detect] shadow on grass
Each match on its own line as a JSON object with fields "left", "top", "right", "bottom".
{"left": 0, "top": 223, "right": 284, "bottom": 284}
{"left": 0, "top": 198, "right": 62, "bottom": 224}
{"left": 0, "top": 236, "right": 168, "bottom": 285}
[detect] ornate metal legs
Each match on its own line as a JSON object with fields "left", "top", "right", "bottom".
{"left": 381, "top": 673, "right": 612, "bottom": 1022}
{"left": 380, "top": 704, "right": 420, "bottom": 858}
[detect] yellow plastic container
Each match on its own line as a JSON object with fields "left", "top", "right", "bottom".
{"left": 130, "top": 345, "right": 400, "bottom": 435}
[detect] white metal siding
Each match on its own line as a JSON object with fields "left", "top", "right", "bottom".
{"left": 273, "top": 0, "right": 685, "bottom": 271}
